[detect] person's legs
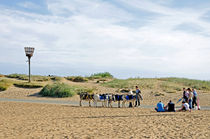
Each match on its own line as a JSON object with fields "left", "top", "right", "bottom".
{"left": 189, "top": 99, "right": 192, "bottom": 109}
{"left": 135, "top": 96, "right": 138, "bottom": 107}
{"left": 192, "top": 97, "right": 195, "bottom": 108}
{"left": 129, "top": 102, "right": 132, "bottom": 107}
{"left": 194, "top": 96, "right": 197, "bottom": 106}
{"left": 155, "top": 108, "right": 158, "bottom": 112}
{"left": 136, "top": 96, "right": 140, "bottom": 106}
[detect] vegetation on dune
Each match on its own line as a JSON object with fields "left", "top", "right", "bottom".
{"left": 158, "top": 78, "right": 210, "bottom": 91}
{"left": 0, "top": 74, "right": 4, "bottom": 77}
{"left": 50, "top": 76, "right": 63, "bottom": 82}
{"left": 13, "top": 82, "right": 44, "bottom": 88}
{"left": 89, "top": 72, "right": 113, "bottom": 79}
{"left": 65, "top": 76, "right": 88, "bottom": 82}
{"left": 65, "top": 72, "right": 113, "bottom": 83}
{"left": 0, "top": 79, "right": 13, "bottom": 91}
{"left": 103, "top": 77, "right": 210, "bottom": 94}
{"left": 39, "top": 83, "right": 93, "bottom": 97}
{"left": 6, "top": 74, "right": 50, "bottom": 82}
{"left": 103, "top": 78, "right": 156, "bottom": 89}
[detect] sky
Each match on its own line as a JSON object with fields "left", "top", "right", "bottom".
{"left": 0, "top": 0, "right": 210, "bottom": 80}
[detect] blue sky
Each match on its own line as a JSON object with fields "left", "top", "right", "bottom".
{"left": 0, "top": 0, "right": 210, "bottom": 79}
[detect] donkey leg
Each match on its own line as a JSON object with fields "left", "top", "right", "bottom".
{"left": 80, "top": 100, "right": 82, "bottom": 106}
{"left": 118, "top": 101, "right": 120, "bottom": 108}
{"left": 89, "top": 100, "right": 91, "bottom": 107}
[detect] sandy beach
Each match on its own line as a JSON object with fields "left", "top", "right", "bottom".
{"left": 0, "top": 78, "right": 210, "bottom": 138}
{"left": 0, "top": 101, "right": 209, "bottom": 139}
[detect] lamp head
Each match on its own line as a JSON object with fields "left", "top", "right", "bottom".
{"left": 24, "top": 47, "right": 35, "bottom": 57}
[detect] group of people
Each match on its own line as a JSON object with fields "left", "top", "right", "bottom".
{"left": 155, "top": 100, "right": 175, "bottom": 112}
{"left": 155, "top": 87, "right": 200, "bottom": 112}
{"left": 179, "top": 88, "right": 200, "bottom": 111}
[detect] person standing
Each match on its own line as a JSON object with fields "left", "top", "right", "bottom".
{"left": 183, "top": 88, "right": 187, "bottom": 102}
{"left": 192, "top": 88, "right": 199, "bottom": 110}
{"left": 185, "top": 88, "right": 189, "bottom": 103}
{"left": 187, "top": 88, "right": 193, "bottom": 110}
{"left": 135, "top": 86, "right": 142, "bottom": 107}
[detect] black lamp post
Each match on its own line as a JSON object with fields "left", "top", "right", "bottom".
{"left": 24, "top": 47, "right": 35, "bottom": 83}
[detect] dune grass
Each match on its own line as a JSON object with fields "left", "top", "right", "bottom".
{"left": 6, "top": 74, "right": 50, "bottom": 82}
{"left": 65, "top": 76, "right": 88, "bottom": 82}
{"left": 103, "top": 77, "right": 210, "bottom": 93}
{"left": 13, "top": 82, "right": 44, "bottom": 88}
{"left": 39, "top": 83, "right": 92, "bottom": 97}
{"left": 50, "top": 76, "right": 63, "bottom": 82}
{"left": 0, "top": 79, "right": 13, "bottom": 91}
{"left": 158, "top": 77, "right": 210, "bottom": 91}
{"left": 102, "top": 78, "right": 156, "bottom": 89}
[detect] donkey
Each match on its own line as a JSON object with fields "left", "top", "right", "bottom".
{"left": 93, "top": 94, "right": 109, "bottom": 107}
{"left": 79, "top": 92, "right": 94, "bottom": 107}
{"left": 122, "top": 94, "right": 136, "bottom": 108}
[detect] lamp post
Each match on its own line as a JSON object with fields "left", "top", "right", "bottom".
{"left": 24, "top": 47, "right": 35, "bottom": 83}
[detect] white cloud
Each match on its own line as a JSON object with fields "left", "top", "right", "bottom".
{"left": 0, "top": 0, "right": 210, "bottom": 79}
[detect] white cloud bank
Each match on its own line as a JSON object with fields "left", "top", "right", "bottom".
{"left": 0, "top": 0, "right": 210, "bottom": 79}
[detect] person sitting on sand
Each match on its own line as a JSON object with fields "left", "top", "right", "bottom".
{"left": 178, "top": 101, "right": 190, "bottom": 112}
{"left": 164, "top": 100, "right": 175, "bottom": 112}
{"left": 155, "top": 101, "right": 165, "bottom": 112}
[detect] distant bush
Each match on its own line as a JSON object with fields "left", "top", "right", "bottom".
{"left": 0, "top": 79, "right": 13, "bottom": 91}
{"left": 154, "top": 92, "right": 165, "bottom": 96}
{"left": 66, "top": 76, "right": 88, "bottom": 82}
{"left": 13, "top": 82, "right": 43, "bottom": 88}
{"left": 6, "top": 74, "right": 50, "bottom": 82}
{"left": 50, "top": 76, "right": 63, "bottom": 81}
{"left": 89, "top": 72, "right": 113, "bottom": 79}
{"left": 6, "top": 74, "right": 28, "bottom": 80}
{"left": 0, "top": 74, "right": 4, "bottom": 77}
{"left": 40, "top": 83, "right": 78, "bottom": 97}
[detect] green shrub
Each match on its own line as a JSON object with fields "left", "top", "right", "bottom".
{"left": 89, "top": 72, "right": 113, "bottom": 79}
{"left": 39, "top": 83, "right": 82, "bottom": 97}
{"left": 66, "top": 76, "right": 88, "bottom": 82}
{"left": 0, "top": 79, "right": 13, "bottom": 91}
{"left": 13, "top": 82, "right": 43, "bottom": 88}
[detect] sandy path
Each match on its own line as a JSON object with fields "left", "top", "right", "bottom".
{"left": 0, "top": 102, "right": 209, "bottom": 139}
